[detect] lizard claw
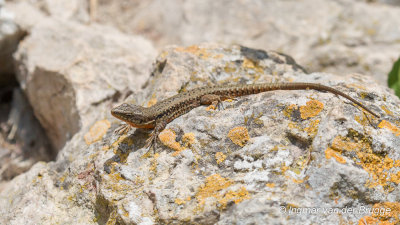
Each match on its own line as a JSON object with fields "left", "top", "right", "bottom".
{"left": 114, "top": 123, "right": 131, "bottom": 134}
{"left": 145, "top": 132, "right": 158, "bottom": 154}
{"left": 213, "top": 100, "right": 224, "bottom": 110}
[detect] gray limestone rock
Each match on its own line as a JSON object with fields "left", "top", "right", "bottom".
{"left": 13, "top": 19, "right": 156, "bottom": 150}
{"left": 0, "top": 0, "right": 24, "bottom": 85}
{"left": 2, "top": 44, "right": 399, "bottom": 225}
{"left": 95, "top": 0, "right": 400, "bottom": 85}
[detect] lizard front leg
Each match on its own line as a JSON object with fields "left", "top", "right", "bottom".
{"left": 145, "top": 117, "right": 168, "bottom": 153}
{"left": 145, "top": 101, "right": 203, "bottom": 153}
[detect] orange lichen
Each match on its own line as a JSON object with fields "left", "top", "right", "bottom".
{"left": 182, "top": 132, "right": 196, "bottom": 148}
{"left": 159, "top": 129, "right": 184, "bottom": 152}
{"left": 346, "top": 83, "right": 367, "bottom": 91}
{"left": 219, "top": 187, "right": 250, "bottom": 207}
{"left": 149, "top": 153, "right": 160, "bottom": 174}
{"left": 147, "top": 96, "right": 158, "bottom": 107}
{"left": 241, "top": 58, "right": 264, "bottom": 74}
{"left": 299, "top": 100, "right": 324, "bottom": 119}
{"left": 196, "top": 174, "right": 250, "bottom": 209}
{"left": 304, "top": 119, "right": 320, "bottom": 137}
{"left": 175, "top": 45, "right": 213, "bottom": 59}
{"left": 378, "top": 120, "right": 400, "bottom": 136}
{"left": 175, "top": 198, "right": 186, "bottom": 205}
{"left": 84, "top": 119, "right": 111, "bottom": 145}
{"left": 355, "top": 113, "right": 371, "bottom": 127}
{"left": 327, "top": 134, "right": 400, "bottom": 191}
{"left": 325, "top": 147, "right": 347, "bottom": 164}
{"left": 215, "top": 152, "right": 227, "bottom": 164}
{"left": 289, "top": 176, "right": 309, "bottom": 184}
{"left": 196, "top": 174, "right": 232, "bottom": 205}
{"left": 359, "top": 202, "right": 400, "bottom": 225}
{"left": 242, "top": 58, "right": 256, "bottom": 69}
{"left": 380, "top": 105, "right": 394, "bottom": 116}
{"left": 265, "top": 183, "right": 275, "bottom": 188}
{"left": 283, "top": 104, "right": 298, "bottom": 118}
{"left": 206, "top": 105, "right": 217, "bottom": 111}
{"left": 288, "top": 121, "right": 300, "bottom": 130}
{"left": 228, "top": 126, "right": 250, "bottom": 147}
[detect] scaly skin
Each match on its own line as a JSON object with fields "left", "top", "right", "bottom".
{"left": 111, "top": 82, "right": 380, "bottom": 152}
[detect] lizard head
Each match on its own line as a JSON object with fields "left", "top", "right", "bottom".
{"left": 111, "top": 103, "right": 155, "bottom": 128}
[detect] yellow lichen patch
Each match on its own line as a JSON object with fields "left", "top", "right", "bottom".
{"left": 355, "top": 114, "right": 371, "bottom": 127}
{"left": 84, "top": 120, "right": 111, "bottom": 145}
{"left": 346, "top": 83, "right": 367, "bottom": 91}
{"left": 288, "top": 176, "right": 309, "bottom": 184}
{"left": 242, "top": 58, "right": 256, "bottom": 69}
{"left": 325, "top": 147, "right": 347, "bottom": 164}
{"left": 182, "top": 132, "right": 196, "bottom": 148}
{"left": 283, "top": 104, "right": 298, "bottom": 118}
{"left": 224, "top": 63, "right": 237, "bottom": 73}
{"left": 196, "top": 174, "right": 232, "bottom": 206}
{"left": 160, "top": 50, "right": 169, "bottom": 58}
{"left": 215, "top": 152, "right": 227, "bottom": 164}
{"left": 373, "top": 202, "right": 400, "bottom": 224}
{"left": 149, "top": 153, "right": 160, "bottom": 174}
{"left": 175, "top": 45, "right": 212, "bottom": 59}
{"left": 328, "top": 134, "right": 400, "bottom": 191}
{"left": 381, "top": 105, "right": 394, "bottom": 116}
{"left": 105, "top": 172, "right": 133, "bottom": 193}
{"left": 241, "top": 58, "right": 264, "bottom": 74}
{"left": 304, "top": 119, "right": 320, "bottom": 137}
{"left": 111, "top": 133, "right": 130, "bottom": 148}
{"left": 359, "top": 202, "right": 400, "bottom": 225}
{"left": 228, "top": 126, "right": 250, "bottom": 147}
{"left": 175, "top": 198, "right": 186, "bottom": 205}
{"left": 299, "top": 100, "right": 324, "bottom": 119}
{"left": 147, "top": 94, "right": 158, "bottom": 107}
{"left": 219, "top": 187, "right": 251, "bottom": 208}
{"left": 159, "top": 129, "right": 184, "bottom": 152}
{"left": 287, "top": 121, "right": 301, "bottom": 130}
{"left": 389, "top": 171, "right": 400, "bottom": 184}
{"left": 206, "top": 105, "right": 216, "bottom": 111}
{"left": 378, "top": 120, "right": 400, "bottom": 136}
{"left": 266, "top": 183, "right": 275, "bottom": 188}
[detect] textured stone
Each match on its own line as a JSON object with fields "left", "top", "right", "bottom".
{"left": 95, "top": 0, "right": 400, "bottom": 85}
{"left": 0, "top": 89, "right": 53, "bottom": 184}
{"left": 0, "top": 0, "right": 24, "bottom": 84}
{"left": 3, "top": 45, "right": 399, "bottom": 225}
{"left": 14, "top": 19, "right": 156, "bottom": 150}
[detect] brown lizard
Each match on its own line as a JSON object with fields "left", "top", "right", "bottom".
{"left": 111, "top": 82, "right": 380, "bottom": 152}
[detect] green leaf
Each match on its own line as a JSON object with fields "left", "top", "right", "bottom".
{"left": 388, "top": 57, "right": 400, "bottom": 97}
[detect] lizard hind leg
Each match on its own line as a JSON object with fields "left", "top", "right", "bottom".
{"left": 200, "top": 94, "right": 235, "bottom": 110}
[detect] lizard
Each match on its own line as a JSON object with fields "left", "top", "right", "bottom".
{"left": 111, "top": 82, "right": 380, "bottom": 152}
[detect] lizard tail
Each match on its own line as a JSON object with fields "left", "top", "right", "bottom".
{"left": 220, "top": 83, "right": 380, "bottom": 118}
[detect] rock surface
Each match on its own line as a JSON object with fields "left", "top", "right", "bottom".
{"left": 95, "top": 0, "right": 400, "bottom": 85}
{"left": 1, "top": 44, "right": 400, "bottom": 225}
{"left": 13, "top": 18, "right": 156, "bottom": 150}
{"left": 0, "top": 89, "right": 53, "bottom": 186}
{"left": 0, "top": 0, "right": 24, "bottom": 85}
{"left": 1, "top": 0, "right": 400, "bottom": 224}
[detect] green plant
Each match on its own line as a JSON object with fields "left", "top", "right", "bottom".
{"left": 388, "top": 57, "right": 400, "bottom": 98}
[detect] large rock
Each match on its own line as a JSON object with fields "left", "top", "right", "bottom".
{"left": 0, "top": 0, "right": 24, "bottom": 85}
{"left": 95, "top": 0, "right": 400, "bottom": 85}
{"left": 1, "top": 45, "right": 399, "bottom": 224}
{"left": 13, "top": 19, "right": 156, "bottom": 150}
{"left": 0, "top": 89, "right": 54, "bottom": 186}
